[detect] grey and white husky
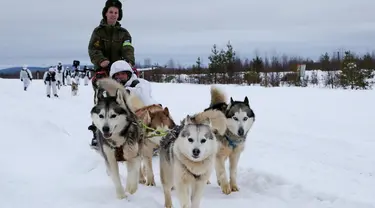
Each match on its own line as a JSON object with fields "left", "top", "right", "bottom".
{"left": 159, "top": 110, "right": 227, "bottom": 208}
{"left": 90, "top": 82, "right": 144, "bottom": 199}
{"left": 204, "top": 85, "right": 255, "bottom": 195}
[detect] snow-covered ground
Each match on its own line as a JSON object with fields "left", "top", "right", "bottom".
{"left": 0, "top": 79, "right": 374, "bottom": 208}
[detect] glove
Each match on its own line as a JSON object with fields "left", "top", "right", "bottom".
{"left": 92, "top": 70, "right": 108, "bottom": 89}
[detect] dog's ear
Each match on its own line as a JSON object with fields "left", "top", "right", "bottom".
{"left": 163, "top": 107, "right": 170, "bottom": 116}
{"left": 185, "top": 115, "right": 193, "bottom": 125}
{"left": 244, "top": 96, "right": 249, "bottom": 105}
{"left": 230, "top": 97, "right": 234, "bottom": 104}
{"left": 115, "top": 88, "right": 124, "bottom": 105}
{"left": 95, "top": 88, "right": 105, "bottom": 103}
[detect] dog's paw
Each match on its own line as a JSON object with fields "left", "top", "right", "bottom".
{"left": 146, "top": 178, "right": 155, "bottom": 186}
{"left": 206, "top": 180, "right": 211, "bottom": 185}
{"left": 126, "top": 183, "right": 138, "bottom": 194}
{"left": 220, "top": 182, "right": 232, "bottom": 195}
{"left": 230, "top": 182, "right": 239, "bottom": 192}
{"left": 139, "top": 177, "right": 146, "bottom": 184}
{"left": 116, "top": 189, "right": 127, "bottom": 199}
{"left": 164, "top": 204, "right": 173, "bottom": 208}
{"left": 182, "top": 204, "right": 190, "bottom": 208}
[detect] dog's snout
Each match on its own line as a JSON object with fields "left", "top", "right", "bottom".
{"left": 238, "top": 128, "right": 244, "bottom": 136}
{"left": 192, "top": 148, "right": 200, "bottom": 157}
{"left": 102, "top": 126, "right": 110, "bottom": 133}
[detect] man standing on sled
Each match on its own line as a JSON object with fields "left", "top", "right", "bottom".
{"left": 88, "top": 0, "right": 136, "bottom": 89}
{"left": 87, "top": 0, "right": 157, "bottom": 150}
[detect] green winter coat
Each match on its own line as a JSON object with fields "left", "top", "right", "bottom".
{"left": 88, "top": 19, "right": 135, "bottom": 71}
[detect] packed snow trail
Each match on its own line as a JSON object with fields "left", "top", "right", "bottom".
{"left": 0, "top": 79, "right": 374, "bottom": 208}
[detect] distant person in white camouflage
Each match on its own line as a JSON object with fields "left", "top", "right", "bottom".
{"left": 19, "top": 65, "right": 33, "bottom": 91}
{"left": 55, "top": 62, "right": 64, "bottom": 89}
{"left": 83, "top": 66, "right": 91, "bottom": 86}
{"left": 64, "top": 66, "right": 72, "bottom": 85}
{"left": 73, "top": 69, "right": 81, "bottom": 85}
{"left": 43, "top": 67, "right": 58, "bottom": 98}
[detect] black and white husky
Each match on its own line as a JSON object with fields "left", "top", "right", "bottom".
{"left": 205, "top": 85, "right": 256, "bottom": 195}
{"left": 90, "top": 78, "right": 144, "bottom": 199}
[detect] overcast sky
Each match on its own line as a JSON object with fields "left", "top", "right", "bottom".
{"left": 0, "top": 0, "right": 374, "bottom": 67}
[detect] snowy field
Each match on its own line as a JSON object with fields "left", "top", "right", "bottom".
{"left": 0, "top": 78, "right": 374, "bottom": 208}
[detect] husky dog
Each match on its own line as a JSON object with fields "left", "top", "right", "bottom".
{"left": 135, "top": 104, "right": 176, "bottom": 186}
{"left": 71, "top": 81, "right": 78, "bottom": 96}
{"left": 159, "top": 110, "right": 226, "bottom": 208}
{"left": 95, "top": 78, "right": 176, "bottom": 187}
{"left": 91, "top": 78, "right": 144, "bottom": 199}
{"left": 205, "top": 85, "right": 255, "bottom": 195}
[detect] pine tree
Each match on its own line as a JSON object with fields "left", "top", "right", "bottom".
{"left": 244, "top": 56, "right": 262, "bottom": 85}
{"left": 339, "top": 51, "right": 374, "bottom": 89}
{"left": 224, "top": 41, "right": 236, "bottom": 83}
{"left": 252, "top": 55, "right": 263, "bottom": 73}
{"left": 208, "top": 44, "right": 220, "bottom": 83}
{"left": 192, "top": 57, "right": 203, "bottom": 83}
{"left": 319, "top": 52, "right": 330, "bottom": 70}
{"left": 195, "top": 57, "right": 202, "bottom": 70}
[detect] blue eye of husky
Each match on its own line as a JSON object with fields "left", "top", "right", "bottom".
{"left": 188, "top": 138, "right": 194, "bottom": 143}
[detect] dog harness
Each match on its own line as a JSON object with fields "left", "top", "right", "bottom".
{"left": 225, "top": 135, "right": 241, "bottom": 149}
{"left": 102, "top": 120, "right": 136, "bottom": 162}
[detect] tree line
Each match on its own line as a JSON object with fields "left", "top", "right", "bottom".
{"left": 140, "top": 41, "right": 375, "bottom": 90}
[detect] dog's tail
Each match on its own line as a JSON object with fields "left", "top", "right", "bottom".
{"left": 97, "top": 78, "right": 126, "bottom": 97}
{"left": 129, "top": 94, "right": 145, "bottom": 112}
{"left": 192, "top": 109, "right": 227, "bottom": 136}
{"left": 96, "top": 78, "right": 145, "bottom": 112}
{"left": 210, "top": 85, "right": 227, "bottom": 106}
